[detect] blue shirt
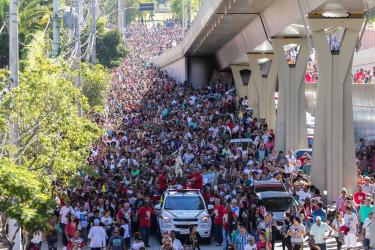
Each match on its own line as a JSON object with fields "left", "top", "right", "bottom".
{"left": 312, "top": 208, "right": 327, "bottom": 223}
{"left": 235, "top": 232, "right": 250, "bottom": 250}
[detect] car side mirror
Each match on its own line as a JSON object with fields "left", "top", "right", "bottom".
{"left": 155, "top": 204, "right": 161, "bottom": 210}
{"left": 207, "top": 204, "right": 214, "bottom": 210}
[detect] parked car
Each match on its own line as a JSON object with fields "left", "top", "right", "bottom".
{"left": 256, "top": 191, "right": 298, "bottom": 227}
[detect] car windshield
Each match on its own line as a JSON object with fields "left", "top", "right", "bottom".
{"left": 255, "top": 185, "right": 286, "bottom": 193}
{"left": 164, "top": 196, "right": 205, "bottom": 210}
{"left": 262, "top": 197, "right": 295, "bottom": 212}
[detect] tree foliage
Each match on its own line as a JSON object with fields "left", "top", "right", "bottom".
{"left": 0, "top": 0, "right": 9, "bottom": 25}
{"left": 170, "top": 0, "right": 200, "bottom": 19}
{"left": 96, "top": 27, "right": 128, "bottom": 68}
{"left": 0, "top": 0, "right": 51, "bottom": 68}
{"left": 0, "top": 159, "right": 57, "bottom": 232}
{"left": 99, "top": 0, "right": 145, "bottom": 25}
{"left": 0, "top": 32, "right": 103, "bottom": 233}
{"left": 81, "top": 62, "right": 111, "bottom": 108}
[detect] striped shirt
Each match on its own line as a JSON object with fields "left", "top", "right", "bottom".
{"left": 235, "top": 232, "right": 250, "bottom": 250}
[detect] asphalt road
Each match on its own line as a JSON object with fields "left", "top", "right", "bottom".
{"left": 33, "top": 235, "right": 364, "bottom": 250}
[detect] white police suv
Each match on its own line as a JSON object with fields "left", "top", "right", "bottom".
{"left": 155, "top": 189, "right": 213, "bottom": 243}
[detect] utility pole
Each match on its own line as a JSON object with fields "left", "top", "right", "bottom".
{"left": 9, "top": 0, "right": 18, "bottom": 88}
{"left": 118, "top": 0, "right": 124, "bottom": 34}
{"left": 188, "top": 0, "right": 192, "bottom": 28}
{"left": 123, "top": 0, "right": 126, "bottom": 33}
{"left": 8, "top": 0, "right": 22, "bottom": 249}
{"left": 181, "top": 0, "right": 185, "bottom": 38}
{"left": 91, "top": 0, "right": 96, "bottom": 64}
{"left": 52, "top": 0, "right": 60, "bottom": 57}
{"left": 75, "top": 0, "right": 82, "bottom": 116}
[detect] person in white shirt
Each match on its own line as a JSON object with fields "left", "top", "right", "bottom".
{"left": 182, "top": 149, "right": 194, "bottom": 164}
{"left": 296, "top": 185, "right": 311, "bottom": 204}
{"left": 75, "top": 205, "right": 89, "bottom": 242}
{"left": 343, "top": 207, "right": 358, "bottom": 249}
{"left": 242, "top": 96, "right": 249, "bottom": 107}
{"left": 59, "top": 200, "right": 74, "bottom": 248}
{"left": 88, "top": 219, "right": 107, "bottom": 249}
{"left": 209, "top": 125, "right": 219, "bottom": 138}
{"left": 362, "top": 177, "right": 374, "bottom": 195}
{"left": 261, "top": 130, "right": 270, "bottom": 143}
{"left": 30, "top": 231, "right": 43, "bottom": 249}
{"left": 286, "top": 150, "right": 297, "bottom": 166}
{"left": 284, "top": 162, "right": 295, "bottom": 175}
{"left": 244, "top": 235, "right": 257, "bottom": 250}
{"left": 309, "top": 216, "right": 332, "bottom": 250}
{"left": 171, "top": 231, "right": 183, "bottom": 250}
{"left": 131, "top": 232, "right": 145, "bottom": 250}
{"left": 120, "top": 218, "right": 131, "bottom": 249}
{"left": 362, "top": 212, "right": 373, "bottom": 250}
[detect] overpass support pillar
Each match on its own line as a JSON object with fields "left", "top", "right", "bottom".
{"left": 309, "top": 17, "right": 364, "bottom": 202}
{"left": 272, "top": 37, "right": 309, "bottom": 152}
{"left": 230, "top": 65, "right": 258, "bottom": 112}
{"left": 247, "top": 53, "right": 277, "bottom": 130}
{"left": 231, "top": 65, "right": 250, "bottom": 98}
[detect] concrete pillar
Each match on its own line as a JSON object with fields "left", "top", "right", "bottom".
{"left": 247, "top": 53, "right": 277, "bottom": 130}
{"left": 272, "top": 38, "right": 309, "bottom": 152}
{"left": 230, "top": 65, "right": 250, "bottom": 99}
{"left": 309, "top": 17, "right": 364, "bottom": 202}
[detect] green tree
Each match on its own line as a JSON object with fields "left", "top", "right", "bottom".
{"left": 0, "top": 0, "right": 9, "bottom": 25}
{"left": 171, "top": 0, "right": 200, "bottom": 19}
{"left": 0, "top": 159, "right": 57, "bottom": 235}
{"left": 81, "top": 62, "right": 111, "bottom": 109}
{"left": 0, "top": 32, "right": 103, "bottom": 190}
{"left": 0, "top": 31, "right": 104, "bottom": 239}
{"left": 96, "top": 28, "right": 128, "bottom": 68}
{"left": 99, "top": 0, "right": 143, "bottom": 25}
{"left": 0, "top": 0, "right": 50, "bottom": 68}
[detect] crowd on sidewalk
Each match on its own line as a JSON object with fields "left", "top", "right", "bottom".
{"left": 34, "top": 22, "right": 375, "bottom": 250}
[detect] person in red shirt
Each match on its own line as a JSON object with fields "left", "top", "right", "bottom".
{"left": 353, "top": 185, "right": 366, "bottom": 207}
{"left": 212, "top": 198, "right": 225, "bottom": 246}
{"left": 137, "top": 201, "right": 153, "bottom": 247}
{"left": 203, "top": 186, "right": 215, "bottom": 204}
{"left": 65, "top": 214, "right": 77, "bottom": 246}
{"left": 188, "top": 168, "right": 203, "bottom": 190}
{"left": 67, "top": 230, "right": 85, "bottom": 250}
{"left": 158, "top": 169, "right": 168, "bottom": 193}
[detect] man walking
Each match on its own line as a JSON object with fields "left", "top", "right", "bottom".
{"left": 309, "top": 216, "right": 332, "bottom": 250}
{"left": 233, "top": 223, "right": 251, "bottom": 250}
{"left": 344, "top": 206, "right": 358, "bottom": 250}
{"left": 138, "top": 200, "right": 153, "bottom": 247}
{"left": 88, "top": 219, "right": 107, "bottom": 250}
{"left": 213, "top": 197, "right": 225, "bottom": 246}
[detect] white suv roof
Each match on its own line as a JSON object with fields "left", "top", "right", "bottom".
{"left": 165, "top": 189, "right": 201, "bottom": 196}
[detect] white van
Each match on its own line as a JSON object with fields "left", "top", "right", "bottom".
{"left": 230, "top": 138, "right": 254, "bottom": 156}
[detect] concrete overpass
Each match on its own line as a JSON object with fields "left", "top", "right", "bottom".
{"left": 152, "top": 0, "right": 375, "bottom": 202}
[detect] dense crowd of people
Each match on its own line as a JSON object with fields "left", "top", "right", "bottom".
{"left": 37, "top": 21, "right": 375, "bottom": 250}
{"left": 353, "top": 68, "right": 375, "bottom": 84}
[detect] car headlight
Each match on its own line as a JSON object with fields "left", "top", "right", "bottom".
{"left": 162, "top": 216, "right": 172, "bottom": 223}
{"left": 200, "top": 216, "right": 209, "bottom": 223}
